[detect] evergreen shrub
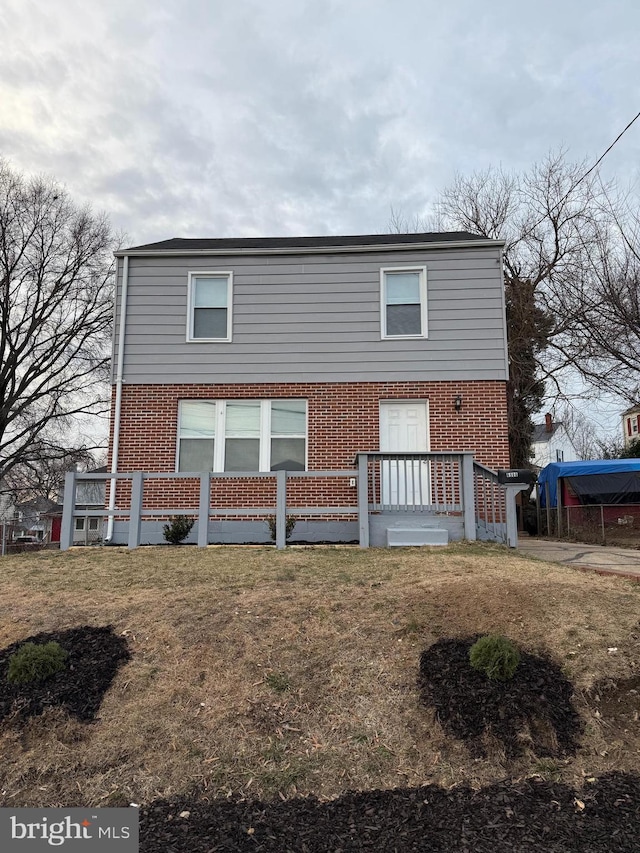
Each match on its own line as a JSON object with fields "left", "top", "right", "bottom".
{"left": 469, "top": 634, "right": 520, "bottom": 681}
{"left": 7, "top": 641, "right": 69, "bottom": 685}
{"left": 162, "top": 515, "right": 195, "bottom": 545}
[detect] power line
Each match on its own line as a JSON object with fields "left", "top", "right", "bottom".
{"left": 530, "top": 108, "right": 640, "bottom": 229}
{"left": 579, "top": 108, "right": 640, "bottom": 183}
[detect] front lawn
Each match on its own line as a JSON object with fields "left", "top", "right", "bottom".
{"left": 0, "top": 542, "right": 638, "bottom": 811}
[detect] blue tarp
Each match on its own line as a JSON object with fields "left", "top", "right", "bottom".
{"left": 538, "top": 459, "right": 640, "bottom": 507}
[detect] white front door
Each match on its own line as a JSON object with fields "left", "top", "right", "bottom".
{"left": 379, "top": 401, "right": 430, "bottom": 506}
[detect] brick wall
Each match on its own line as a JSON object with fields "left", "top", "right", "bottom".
{"left": 109, "top": 380, "right": 509, "bottom": 512}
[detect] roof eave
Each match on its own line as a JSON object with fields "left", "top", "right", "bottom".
{"left": 114, "top": 238, "right": 505, "bottom": 258}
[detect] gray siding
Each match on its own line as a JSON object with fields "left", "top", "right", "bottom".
{"left": 114, "top": 247, "right": 508, "bottom": 384}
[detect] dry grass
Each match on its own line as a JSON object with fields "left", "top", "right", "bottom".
{"left": 0, "top": 542, "right": 639, "bottom": 807}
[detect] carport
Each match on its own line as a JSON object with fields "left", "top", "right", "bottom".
{"left": 537, "top": 459, "right": 640, "bottom": 542}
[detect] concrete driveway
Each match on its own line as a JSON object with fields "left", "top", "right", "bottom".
{"left": 517, "top": 537, "right": 640, "bottom": 580}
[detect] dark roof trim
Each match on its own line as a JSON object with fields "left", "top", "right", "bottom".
{"left": 115, "top": 232, "right": 504, "bottom": 258}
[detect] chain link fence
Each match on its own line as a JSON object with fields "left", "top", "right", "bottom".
{"left": 537, "top": 502, "right": 640, "bottom": 546}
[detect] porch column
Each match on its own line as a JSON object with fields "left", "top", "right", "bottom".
{"left": 461, "top": 453, "right": 476, "bottom": 541}
{"left": 198, "top": 473, "right": 210, "bottom": 548}
{"left": 357, "top": 453, "right": 369, "bottom": 549}
{"left": 275, "top": 470, "right": 287, "bottom": 550}
{"left": 505, "top": 484, "right": 529, "bottom": 548}
{"left": 128, "top": 472, "right": 144, "bottom": 549}
{"left": 60, "top": 471, "right": 77, "bottom": 551}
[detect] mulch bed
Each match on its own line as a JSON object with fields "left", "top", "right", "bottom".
{"left": 0, "top": 625, "right": 130, "bottom": 722}
{"left": 139, "top": 773, "right": 640, "bottom": 852}
{"left": 418, "top": 636, "right": 583, "bottom": 757}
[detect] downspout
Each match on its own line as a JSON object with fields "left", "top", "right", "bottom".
{"left": 106, "top": 255, "right": 129, "bottom": 542}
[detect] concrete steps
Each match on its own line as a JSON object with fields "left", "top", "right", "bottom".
{"left": 386, "top": 520, "right": 449, "bottom": 547}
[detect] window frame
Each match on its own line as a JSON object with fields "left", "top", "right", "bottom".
{"left": 176, "top": 399, "right": 308, "bottom": 473}
{"left": 380, "top": 265, "right": 428, "bottom": 340}
{"left": 186, "top": 271, "right": 233, "bottom": 343}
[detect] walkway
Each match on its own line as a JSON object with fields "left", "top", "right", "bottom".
{"left": 517, "top": 537, "right": 640, "bottom": 580}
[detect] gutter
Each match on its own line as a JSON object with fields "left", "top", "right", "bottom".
{"left": 498, "top": 251, "right": 510, "bottom": 380}
{"left": 106, "top": 255, "right": 129, "bottom": 542}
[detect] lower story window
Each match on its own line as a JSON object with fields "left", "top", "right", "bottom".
{"left": 177, "top": 399, "right": 307, "bottom": 472}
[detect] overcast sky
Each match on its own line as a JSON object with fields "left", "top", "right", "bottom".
{"left": 3, "top": 0, "right": 639, "bottom": 247}
{"left": 2, "top": 0, "right": 639, "bottom": 436}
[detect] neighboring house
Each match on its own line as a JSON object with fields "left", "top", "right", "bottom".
{"left": 107, "top": 232, "right": 512, "bottom": 544}
{"left": 13, "top": 497, "right": 61, "bottom": 541}
{"left": 9, "top": 467, "right": 107, "bottom": 547}
{"left": 73, "top": 466, "right": 107, "bottom": 544}
{"left": 622, "top": 404, "right": 640, "bottom": 446}
{"left": 530, "top": 414, "right": 579, "bottom": 469}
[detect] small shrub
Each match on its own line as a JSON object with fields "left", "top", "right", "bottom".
{"left": 162, "top": 515, "right": 195, "bottom": 545}
{"left": 469, "top": 634, "right": 520, "bottom": 681}
{"left": 265, "top": 515, "right": 296, "bottom": 542}
{"left": 7, "top": 641, "right": 69, "bottom": 685}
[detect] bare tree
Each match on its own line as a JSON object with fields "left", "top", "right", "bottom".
{"left": 388, "top": 205, "right": 444, "bottom": 234}
{"left": 434, "top": 152, "right": 633, "bottom": 465}
{"left": 2, "top": 448, "right": 100, "bottom": 504}
{"left": 553, "top": 404, "right": 611, "bottom": 460}
{"left": 551, "top": 199, "right": 640, "bottom": 403}
{"left": 0, "top": 160, "right": 116, "bottom": 486}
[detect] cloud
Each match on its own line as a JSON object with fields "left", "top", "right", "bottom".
{"left": 0, "top": 0, "right": 639, "bottom": 245}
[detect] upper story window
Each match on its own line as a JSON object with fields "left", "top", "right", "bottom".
{"left": 177, "top": 400, "right": 307, "bottom": 472}
{"left": 187, "top": 272, "right": 233, "bottom": 341}
{"left": 380, "top": 266, "right": 427, "bottom": 339}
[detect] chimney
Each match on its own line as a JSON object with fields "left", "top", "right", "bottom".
{"left": 545, "top": 413, "right": 553, "bottom": 433}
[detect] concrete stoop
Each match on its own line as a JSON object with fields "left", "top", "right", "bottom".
{"left": 386, "top": 519, "right": 449, "bottom": 547}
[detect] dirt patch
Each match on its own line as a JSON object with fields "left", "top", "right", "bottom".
{"left": 588, "top": 675, "right": 640, "bottom": 728}
{"left": 0, "top": 626, "right": 130, "bottom": 723}
{"left": 139, "top": 772, "right": 640, "bottom": 852}
{"left": 419, "top": 636, "right": 583, "bottom": 757}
